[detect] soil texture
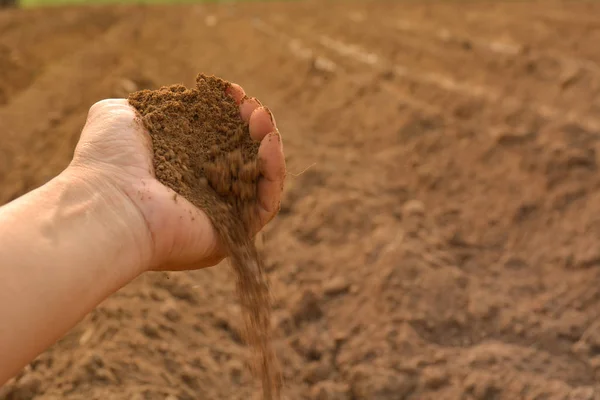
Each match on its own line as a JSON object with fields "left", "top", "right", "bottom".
{"left": 2, "top": 1, "right": 600, "bottom": 399}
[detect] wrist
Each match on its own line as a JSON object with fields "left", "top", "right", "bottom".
{"left": 53, "top": 165, "right": 154, "bottom": 276}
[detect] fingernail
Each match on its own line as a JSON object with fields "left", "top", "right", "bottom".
{"left": 242, "top": 97, "right": 262, "bottom": 108}
{"left": 225, "top": 85, "right": 236, "bottom": 97}
{"left": 265, "top": 107, "right": 276, "bottom": 128}
{"left": 267, "top": 131, "right": 280, "bottom": 143}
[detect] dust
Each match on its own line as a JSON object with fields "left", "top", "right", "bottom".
{"left": 128, "top": 74, "right": 282, "bottom": 400}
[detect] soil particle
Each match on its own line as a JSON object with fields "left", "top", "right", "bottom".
{"left": 291, "top": 290, "right": 323, "bottom": 326}
{"left": 323, "top": 276, "right": 350, "bottom": 296}
{"left": 309, "top": 381, "right": 351, "bottom": 400}
{"left": 302, "top": 361, "right": 331, "bottom": 384}
{"left": 349, "top": 366, "right": 417, "bottom": 399}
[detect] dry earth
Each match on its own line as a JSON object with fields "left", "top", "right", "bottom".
{"left": 2, "top": 1, "right": 600, "bottom": 399}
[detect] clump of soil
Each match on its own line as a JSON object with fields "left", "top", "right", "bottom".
{"left": 128, "top": 74, "right": 282, "bottom": 399}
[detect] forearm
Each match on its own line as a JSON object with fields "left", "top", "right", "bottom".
{"left": 0, "top": 167, "right": 149, "bottom": 384}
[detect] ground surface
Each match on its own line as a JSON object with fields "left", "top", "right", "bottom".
{"left": 15, "top": 0, "right": 265, "bottom": 12}
{"left": 2, "top": 0, "right": 600, "bottom": 399}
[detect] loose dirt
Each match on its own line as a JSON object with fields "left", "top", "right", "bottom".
{"left": 3, "top": 1, "right": 600, "bottom": 399}
{"left": 128, "top": 74, "right": 281, "bottom": 399}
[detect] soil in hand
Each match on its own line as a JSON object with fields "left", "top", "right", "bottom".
{"left": 128, "top": 74, "right": 282, "bottom": 400}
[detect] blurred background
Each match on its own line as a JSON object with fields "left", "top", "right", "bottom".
{"left": 2, "top": 0, "right": 600, "bottom": 399}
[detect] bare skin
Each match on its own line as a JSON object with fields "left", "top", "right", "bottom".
{"left": 0, "top": 83, "right": 285, "bottom": 385}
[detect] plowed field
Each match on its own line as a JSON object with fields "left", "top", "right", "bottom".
{"left": 2, "top": 1, "right": 600, "bottom": 399}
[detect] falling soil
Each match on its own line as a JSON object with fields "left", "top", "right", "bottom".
{"left": 128, "top": 74, "right": 281, "bottom": 400}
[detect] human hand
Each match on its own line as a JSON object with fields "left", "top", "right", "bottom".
{"left": 69, "top": 84, "right": 285, "bottom": 272}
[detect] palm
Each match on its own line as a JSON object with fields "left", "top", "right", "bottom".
{"left": 72, "top": 85, "right": 284, "bottom": 271}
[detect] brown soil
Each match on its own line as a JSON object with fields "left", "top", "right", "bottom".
{"left": 128, "top": 74, "right": 281, "bottom": 399}
{"left": 2, "top": 1, "right": 600, "bottom": 399}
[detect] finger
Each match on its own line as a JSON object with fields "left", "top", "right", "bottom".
{"left": 258, "top": 131, "right": 285, "bottom": 182}
{"left": 257, "top": 132, "right": 286, "bottom": 225}
{"left": 226, "top": 83, "right": 246, "bottom": 105}
{"left": 159, "top": 251, "right": 227, "bottom": 271}
{"left": 257, "top": 178, "right": 281, "bottom": 226}
{"left": 240, "top": 97, "right": 261, "bottom": 123}
{"left": 249, "top": 106, "right": 277, "bottom": 141}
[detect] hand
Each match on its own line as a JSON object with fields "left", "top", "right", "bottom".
{"left": 69, "top": 84, "right": 285, "bottom": 272}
